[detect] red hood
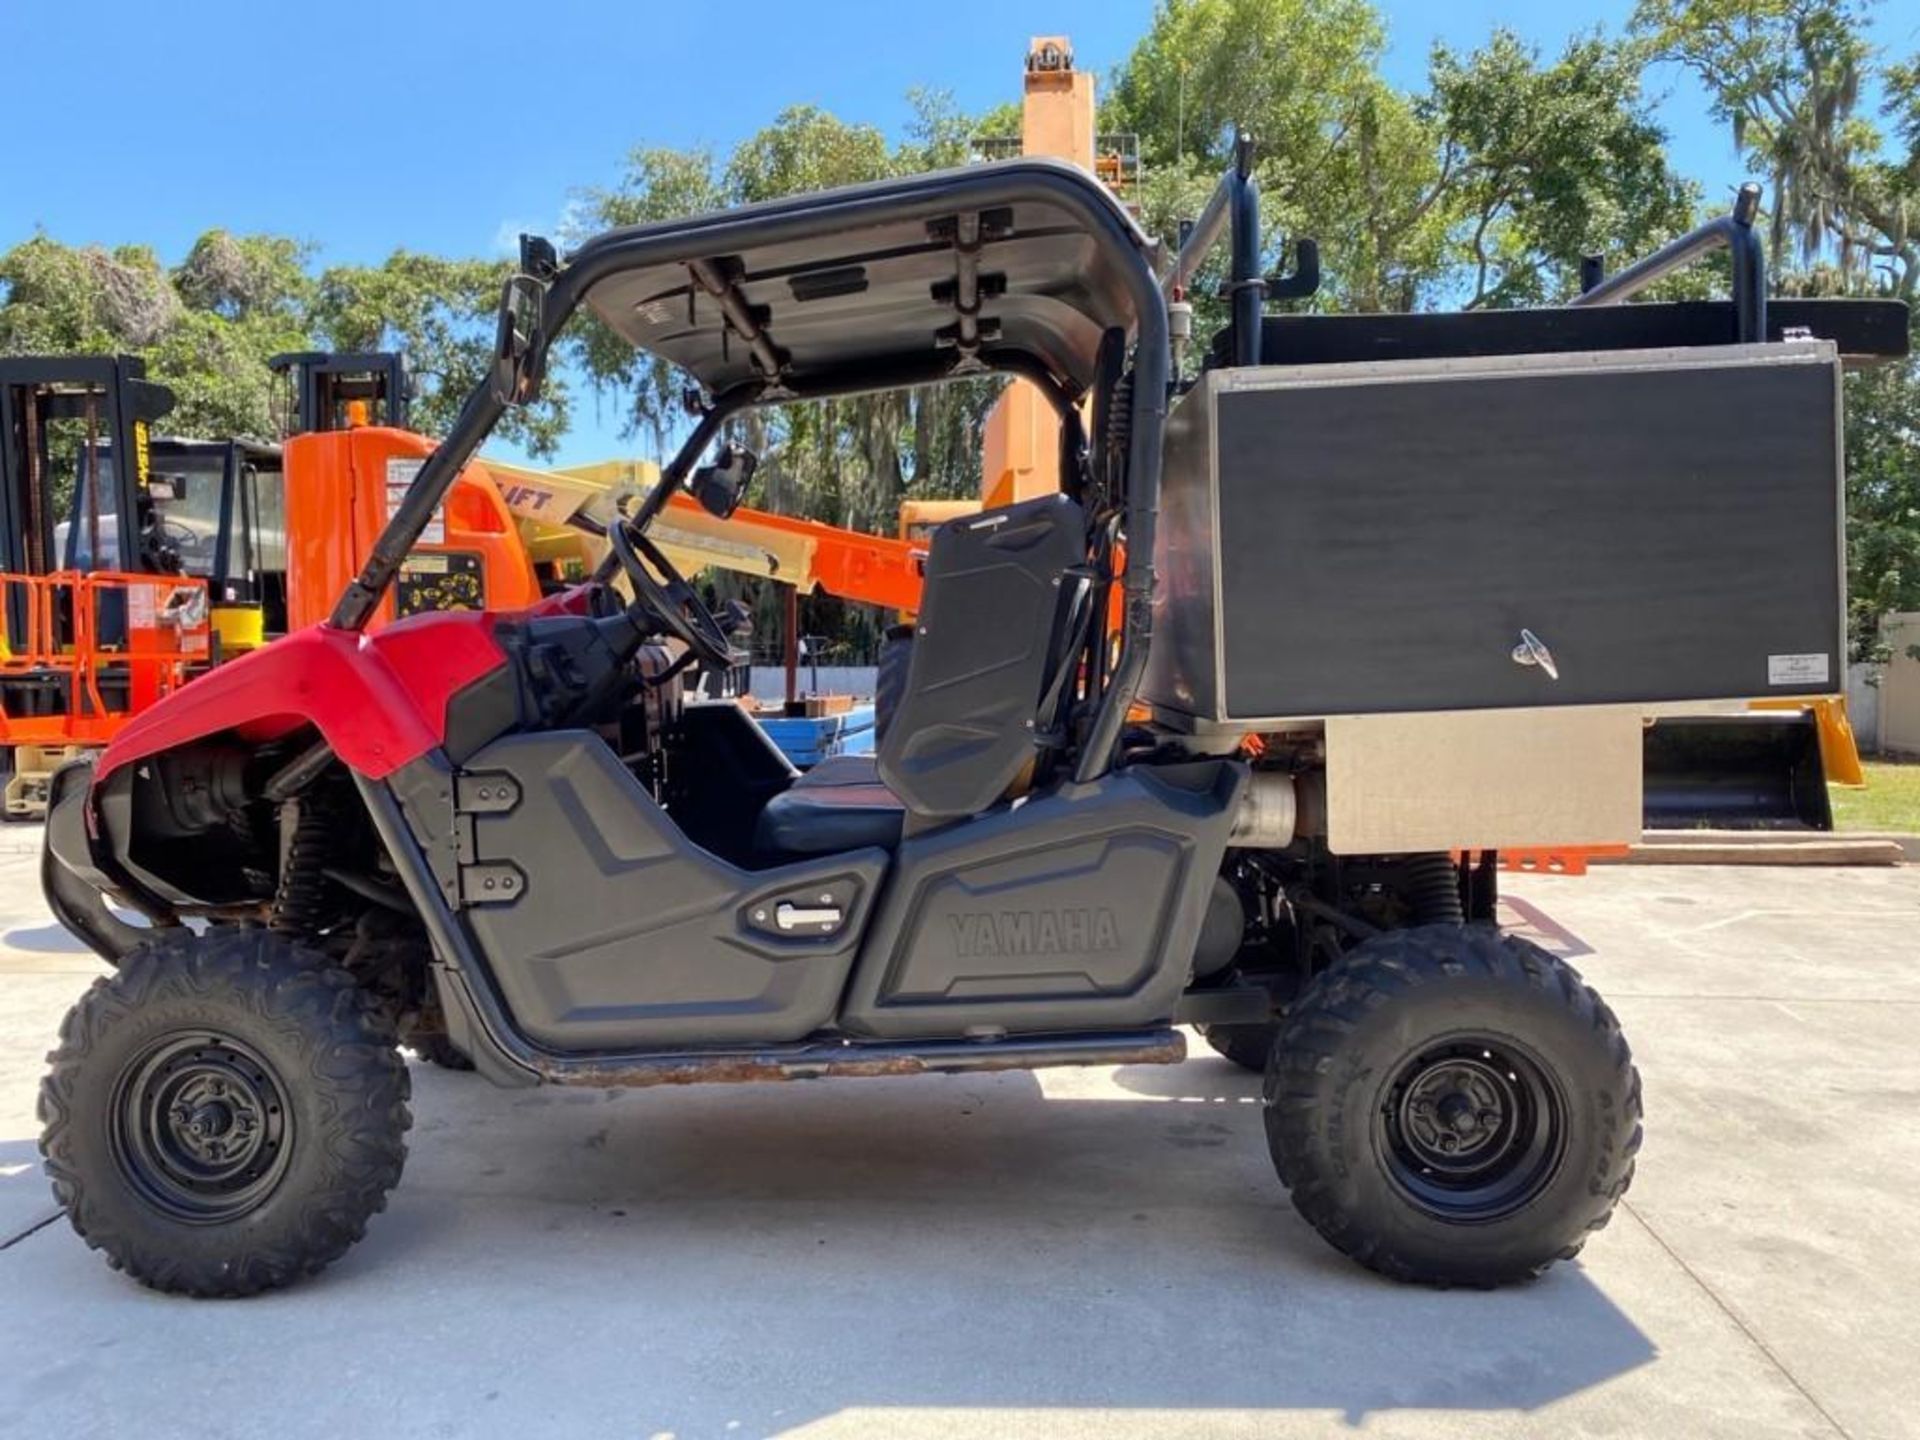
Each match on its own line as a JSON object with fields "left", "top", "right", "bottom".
{"left": 95, "top": 608, "right": 512, "bottom": 782}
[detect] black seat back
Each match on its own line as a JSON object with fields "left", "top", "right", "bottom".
{"left": 877, "top": 494, "right": 1086, "bottom": 819}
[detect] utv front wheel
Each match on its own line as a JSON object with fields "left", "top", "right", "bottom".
{"left": 39, "top": 929, "right": 411, "bottom": 1297}
{"left": 1264, "top": 924, "right": 1640, "bottom": 1287}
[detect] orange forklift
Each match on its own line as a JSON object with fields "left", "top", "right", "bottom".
{"left": 1, "top": 347, "right": 930, "bottom": 815}
{"left": 0, "top": 357, "right": 213, "bottom": 815}
{"left": 266, "top": 351, "right": 538, "bottom": 633}
{"left": 0, "top": 353, "right": 539, "bottom": 815}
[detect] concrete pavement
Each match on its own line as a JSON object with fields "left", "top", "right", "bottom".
{"left": 0, "top": 841, "right": 1914, "bottom": 1440}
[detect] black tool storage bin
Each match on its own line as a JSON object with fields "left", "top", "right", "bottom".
{"left": 1142, "top": 344, "right": 1845, "bottom": 727}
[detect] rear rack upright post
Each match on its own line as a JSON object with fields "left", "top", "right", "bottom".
{"left": 1163, "top": 133, "right": 1266, "bottom": 368}
{"left": 1569, "top": 183, "right": 1767, "bottom": 344}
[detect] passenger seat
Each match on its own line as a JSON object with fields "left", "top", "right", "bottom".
{"left": 752, "top": 754, "right": 904, "bottom": 856}
{"left": 752, "top": 492, "right": 1086, "bottom": 859}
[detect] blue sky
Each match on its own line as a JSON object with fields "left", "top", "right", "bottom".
{"left": 5, "top": 0, "right": 1915, "bottom": 464}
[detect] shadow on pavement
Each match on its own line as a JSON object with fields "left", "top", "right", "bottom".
{"left": 285, "top": 1061, "right": 1647, "bottom": 1430}
{"left": 1, "top": 1048, "right": 1656, "bottom": 1436}
{"left": 2, "top": 922, "right": 93, "bottom": 956}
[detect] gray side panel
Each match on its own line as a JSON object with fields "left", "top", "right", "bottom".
{"left": 841, "top": 761, "right": 1245, "bottom": 1038}
{"left": 452, "top": 732, "right": 887, "bottom": 1050}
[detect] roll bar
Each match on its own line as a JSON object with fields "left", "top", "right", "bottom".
{"left": 330, "top": 160, "right": 1170, "bottom": 784}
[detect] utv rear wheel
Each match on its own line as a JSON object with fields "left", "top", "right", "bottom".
{"left": 39, "top": 929, "right": 410, "bottom": 1297}
{"left": 1198, "top": 1022, "right": 1277, "bottom": 1072}
{"left": 1264, "top": 924, "right": 1640, "bottom": 1287}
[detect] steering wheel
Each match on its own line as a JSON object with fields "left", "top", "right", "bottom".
{"left": 607, "top": 516, "right": 735, "bottom": 669}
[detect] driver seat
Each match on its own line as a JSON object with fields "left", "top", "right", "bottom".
{"left": 752, "top": 493, "right": 1085, "bottom": 859}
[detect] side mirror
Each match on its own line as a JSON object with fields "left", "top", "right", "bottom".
{"left": 490, "top": 274, "right": 547, "bottom": 406}
{"left": 689, "top": 444, "right": 758, "bottom": 519}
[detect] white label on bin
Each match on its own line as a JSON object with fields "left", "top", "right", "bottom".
{"left": 1767, "top": 652, "right": 1830, "bottom": 686}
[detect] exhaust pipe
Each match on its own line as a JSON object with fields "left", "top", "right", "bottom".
{"left": 1228, "top": 770, "right": 1322, "bottom": 847}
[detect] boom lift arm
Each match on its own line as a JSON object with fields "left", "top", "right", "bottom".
{"left": 484, "top": 457, "right": 929, "bottom": 612}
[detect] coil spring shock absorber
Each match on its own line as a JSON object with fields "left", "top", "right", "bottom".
{"left": 1104, "top": 368, "right": 1132, "bottom": 498}
{"left": 1399, "top": 852, "right": 1465, "bottom": 926}
{"left": 270, "top": 795, "right": 334, "bottom": 938}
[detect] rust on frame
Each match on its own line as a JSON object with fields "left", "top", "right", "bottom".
{"left": 527, "top": 1033, "right": 1187, "bottom": 1089}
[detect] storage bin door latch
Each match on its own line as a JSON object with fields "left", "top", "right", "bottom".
{"left": 1511, "top": 629, "right": 1560, "bottom": 680}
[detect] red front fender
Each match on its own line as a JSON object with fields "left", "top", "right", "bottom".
{"left": 95, "top": 611, "right": 511, "bottom": 783}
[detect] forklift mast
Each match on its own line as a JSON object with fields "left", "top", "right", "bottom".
{"left": 269, "top": 351, "right": 411, "bottom": 436}
{"left": 0, "top": 357, "right": 212, "bottom": 815}
{"left": 0, "top": 355, "right": 172, "bottom": 580}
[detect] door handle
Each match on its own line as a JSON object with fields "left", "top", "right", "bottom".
{"left": 775, "top": 902, "right": 843, "bottom": 932}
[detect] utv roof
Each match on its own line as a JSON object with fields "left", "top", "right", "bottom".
{"left": 567, "top": 158, "right": 1160, "bottom": 403}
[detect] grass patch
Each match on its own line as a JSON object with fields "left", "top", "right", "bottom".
{"left": 1830, "top": 759, "right": 1920, "bottom": 833}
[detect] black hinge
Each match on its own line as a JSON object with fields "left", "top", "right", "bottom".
{"left": 458, "top": 862, "right": 526, "bottom": 906}
{"left": 450, "top": 772, "right": 525, "bottom": 908}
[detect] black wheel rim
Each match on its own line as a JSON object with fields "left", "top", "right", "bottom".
{"left": 109, "top": 1034, "right": 292, "bottom": 1224}
{"left": 1375, "top": 1034, "right": 1566, "bottom": 1222}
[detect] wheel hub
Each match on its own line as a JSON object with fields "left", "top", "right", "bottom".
{"left": 111, "top": 1035, "right": 292, "bottom": 1223}
{"left": 1399, "top": 1057, "right": 1511, "bottom": 1166}
{"left": 1378, "top": 1037, "right": 1566, "bottom": 1221}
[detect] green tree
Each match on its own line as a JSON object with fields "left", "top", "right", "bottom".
{"left": 164, "top": 231, "right": 312, "bottom": 436}
{"left": 1105, "top": 0, "right": 1447, "bottom": 310}
{"left": 1638, "top": 0, "right": 1920, "bottom": 657}
{"left": 1635, "top": 0, "right": 1918, "bottom": 294}
{"left": 726, "top": 105, "right": 892, "bottom": 198}
{"left": 0, "top": 231, "right": 312, "bottom": 439}
{"left": 0, "top": 229, "right": 569, "bottom": 451}
{"left": 1106, "top": 0, "right": 1389, "bottom": 173}
{"left": 1841, "top": 343, "right": 1920, "bottom": 654}
{"left": 173, "top": 231, "right": 312, "bottom": 323}
{"left": 0, "top": 234, "right": 179, "bottom": 352}
{"left": 1425, "top": 31, "right": 1699, "bottom": 308}
{"left": 310, "top": 253, "right": 570, "bottom": 457}
{"left": 1108, "top": 3, "right": 1697, "bottom": 316}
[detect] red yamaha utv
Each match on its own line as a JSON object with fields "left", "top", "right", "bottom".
{"left": 36, "top": 153, "right": 1894, "bottom": 1296}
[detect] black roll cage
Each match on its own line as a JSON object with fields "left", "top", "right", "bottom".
{"left": 332, "top": 160, "right": 1173, "bottom": 783}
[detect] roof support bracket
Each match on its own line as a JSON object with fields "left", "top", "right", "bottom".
{"left": 930, "top": 210, "right": 1013, "bottom": 357}
{"left": 688, "top": 256, "right": 787, "bottom": 379}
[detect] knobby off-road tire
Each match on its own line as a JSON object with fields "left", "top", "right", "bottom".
{"left": 1198, "top": 1022, "right": 1278, "bottom": 1072}
{"left": 39, "top": 928, "right": 411, "bottom": 1297}
{"left": 1264, "top": 924, "right": 1640, "bottom": 1287}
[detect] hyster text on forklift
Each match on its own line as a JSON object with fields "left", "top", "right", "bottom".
{"left": 35, "top": 152, "right": 1909, "bottom": 1296}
